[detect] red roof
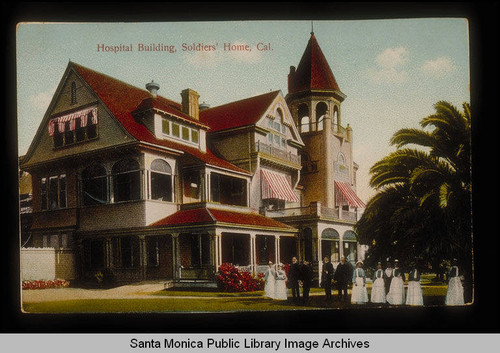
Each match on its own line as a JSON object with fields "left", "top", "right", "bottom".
{"left": 200, "top": 91, "right": 280, "bottom": 132}
{"left": 150, "top": 207, "right": 294, "bottom": 230}
{"left": 72, "top": 62, "right": 248, "bottom": 174}
{"left": 288, "top": 33, "right": 341, "bottom": 94}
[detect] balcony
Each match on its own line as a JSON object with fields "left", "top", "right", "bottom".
{"left": 261, "top": 202, "right": 361, "bottom": 223}
{"left": 253, "top": 141, "right": 301, "bottom": 166}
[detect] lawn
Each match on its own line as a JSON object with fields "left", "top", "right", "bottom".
{"left": 22, "top": 285, "right": 448, "bottom": 313}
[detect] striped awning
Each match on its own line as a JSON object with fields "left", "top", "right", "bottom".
{"left": 48, "top": 106, "right": 97, "bottom": 136}
{"left": 261, "top": 169, "right": 300, "bottom": 203}
{"left": 334, "top": 180, "right": 366, "bottom": 208}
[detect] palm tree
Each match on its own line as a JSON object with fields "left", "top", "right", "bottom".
{"left": 356, "top": 101, "right": 472, "bottom": 300}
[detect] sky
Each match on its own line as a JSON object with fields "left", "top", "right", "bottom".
{"left": 16, "top": 19, "right": 470, "bottom": 204}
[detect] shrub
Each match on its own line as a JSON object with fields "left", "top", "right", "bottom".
{"left": 216, "top": 263, "right": 265, "bottom": 292}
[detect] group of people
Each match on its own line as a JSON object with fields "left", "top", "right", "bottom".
{"left": 323, "top": 257, "right": 465, "bottom": 306}
{"left": 264, "top": 256, "right": 465, "bottom": 306}
{"left": 263, "top": 257, "right": 313, "bottom": 303}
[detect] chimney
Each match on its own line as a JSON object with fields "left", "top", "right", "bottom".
{"left": 181, "top": 88, "right": 200, "bottom": 120}
{"left": 145, "top": 80, "right": 160, "bottom": 97}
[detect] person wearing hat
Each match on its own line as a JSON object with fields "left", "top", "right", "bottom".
{"left": 445, "top": 259, "right": 465, "bottom": 305}
{"left": 334, "top": 256, "right": 352, "bottom": 302}
{"left": 321, "top": 256, "right": 335, "bottom": 301}
{"left": 386, "top": 259, "right": 405, "bottom": 305}
{"left": 371, "top": 262, "right": 386, "bottom": 304}
{"left": 288, "top": 256, "right": 301, "bottom": 303}
{"left": 274, "top": 263, "right": 288, "bottom": 300}
{"left": 351, "top": 260, "right": 369, "bottom": 304}
{"left": 406, "top": 261, "right": 424, "bottom": 306}
{"left": 264, "top": 261, "right": 276, "bottom": 299}
{"left": 300, "top": 259, "right": 314, "bottom": 304}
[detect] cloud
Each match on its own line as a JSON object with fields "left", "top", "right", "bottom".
{"left": 421, "top": 57, "right": 456, "bottom": 77}
{"left": 185, "top": 50, "right": 222, "bottom": 68}
{"left": 29, "top": 89, "right": 54, "bottom": 112}
{"left": 367, "top": 47, "right": 409, "bottom": 84}
{"left": 376, "top": 47, "right": 409, "bottom": 69}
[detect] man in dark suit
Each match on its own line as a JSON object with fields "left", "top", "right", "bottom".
{"left": 288, "top": 256, "right": 301, "bottom": 303}
{"left": 321, "top": 256, "right": 334, "bottom": 301}
{"left": 300, "top": 260, "right": 313, "bottom": 304}
{"left": 334, "top": 256, "right": 351, "bottom": 302}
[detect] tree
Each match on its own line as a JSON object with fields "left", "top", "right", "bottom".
{"left": 356, "top": 101, "right": 472, "bottom": 300}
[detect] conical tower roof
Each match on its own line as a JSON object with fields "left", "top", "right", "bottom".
{"left": 288, "top": 32, "right": 342, "bottom": 95}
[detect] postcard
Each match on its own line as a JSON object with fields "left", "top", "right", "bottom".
{"left": 16, "top": 19, "right": 474, "bottom": 328}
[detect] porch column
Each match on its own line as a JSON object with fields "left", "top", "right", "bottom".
{"left": 172, "top": 233, "right": 180, "bottom": 280}
{"left": 275, "top": 235, "right": 280, "bottom": 264}
{"left": 215, "top": 234, "right": 221, "bottom": 269}
{"left": 138, "top": 235, "right": 147, "bottom": 280}
{"left": 250, "top": 233, "right": 256, "bottom": 274}
{"left": 105, "top": 237, "right": 113, "bottom": 269}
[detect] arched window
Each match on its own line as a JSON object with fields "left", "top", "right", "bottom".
{"left": 343, "top": 230, "right": 358, "bottom": 265}
{"left": 71, "top": 82, "right": 77, "bottom": 105}
{"left": 298, "top": 104, "right": 310, "bottom": 133}
{"left": 333, "top": 106, "right": 340, "bottom": 132}
{"left": 321, "top": 228, "right": 340, "bottom": 263}
{"left": 316, "top": 102, "right": 328, "bottom": 131}
{"left": 112, "top": 159, "right": 141, "bottom": 202}
{"left": 150, "top": 159, "right": 173, "bottom": 202}
{"left": 82, "top": 164, "right": 108, "bottom": 206}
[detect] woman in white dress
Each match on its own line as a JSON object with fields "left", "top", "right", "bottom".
{"left": 274, "top": 264, "right": 288, "bottom": 300}
{"left": 406, "top": 264, "right": 423, "bottom": 306}
{"left": 371, "top": 262, "right": 386, "bottom": 304}
{"left": 351, "top": 261, "right": 369, "bottom": 304}
{"left": 445, "top": 259, "right": 465, "bottom": 306}
{"left": 386, "top": 259, "right": 405, "bottom": 305}
{"left": 264, "top": 261, "right": 276, "bottom": 299}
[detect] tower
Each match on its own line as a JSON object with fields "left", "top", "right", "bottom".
{"left": 286, "top": 31, "right": 355, "bottom": 209}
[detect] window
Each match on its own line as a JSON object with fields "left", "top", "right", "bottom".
{"left": 82, "top": 164, "right": 108, "bottom": 206}
{"left": 183, "top": 171, "right": 201, "bottom": 202}
{"left": 300, "top": 116, "right": 310, "bottom": 133}
{"left": 71, "top": 82, "right": 77, "bottom": 105}
{"left": 172, "top": 123, "right": 180, "bottom": 137}
{"left": 49, "top": 107, "right": 98, "bottom": 147}
{"left": 147, "top": 236, "right": 160, "bottom": 267}
{"left": 119, "top": 236, "right": 139, "bottom": 268}
{"left": 162, "top": 119, "right": 170, "bottom": 135}
{"left": 112, "top": 159, "right": 141, "bottom": 202}
{"left": 182, "top": 126, "right": 190, "bottom": 141}
{"left": 40, "top": 178, "right": 48, "bottom": 210}
{"left": 53, "top": 123, "right": 63, "bottom": 148}
{"left": 210, "top": 173, "right": 247, "bottom": 207}
{"left": 41, "top": 175, "right": 66, "bottom": 210}
{"left": 83, "top": 238, "right": 105, "bottom": 270}
{"left": 191, "top": 129, "right": 199, "bottom": 143}
{"left": 150, "top": 159, "right": 173, "bottom": 202}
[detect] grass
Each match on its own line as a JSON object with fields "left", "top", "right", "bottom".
{"left": 22, "top": 285, "right": 448, "bottom": 313}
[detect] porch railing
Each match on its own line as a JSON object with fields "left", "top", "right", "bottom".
{"left": 261, "top": 202, "right": 361, "bottom": 223}
{"left": 254, "top": 141, "right": 301, "bottom": 165}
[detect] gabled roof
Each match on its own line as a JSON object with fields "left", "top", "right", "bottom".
{"left": 199, "top": 90, "right": 280, "bottom": 132}
{"left": 150, "top": 207, "right": 295, "bottom": 230}
{"left": 71, "top": 62, "right": 248, "bottom": 175}
{"left": 288, "top": 33, "right": 341, "bottom": 94}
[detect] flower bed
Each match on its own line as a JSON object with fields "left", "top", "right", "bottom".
{"left": 22, "top": 279, "right": 70, "bottom": 290}
{"left": 216, "top": 263, "right": 265, "bottom": 292}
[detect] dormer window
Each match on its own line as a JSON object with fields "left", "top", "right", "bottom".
{"left": 48, "top": 106, "right": 98, "bottom": 148}
{"left": 160, "top": 117, "right": 201, "bottom": 146}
